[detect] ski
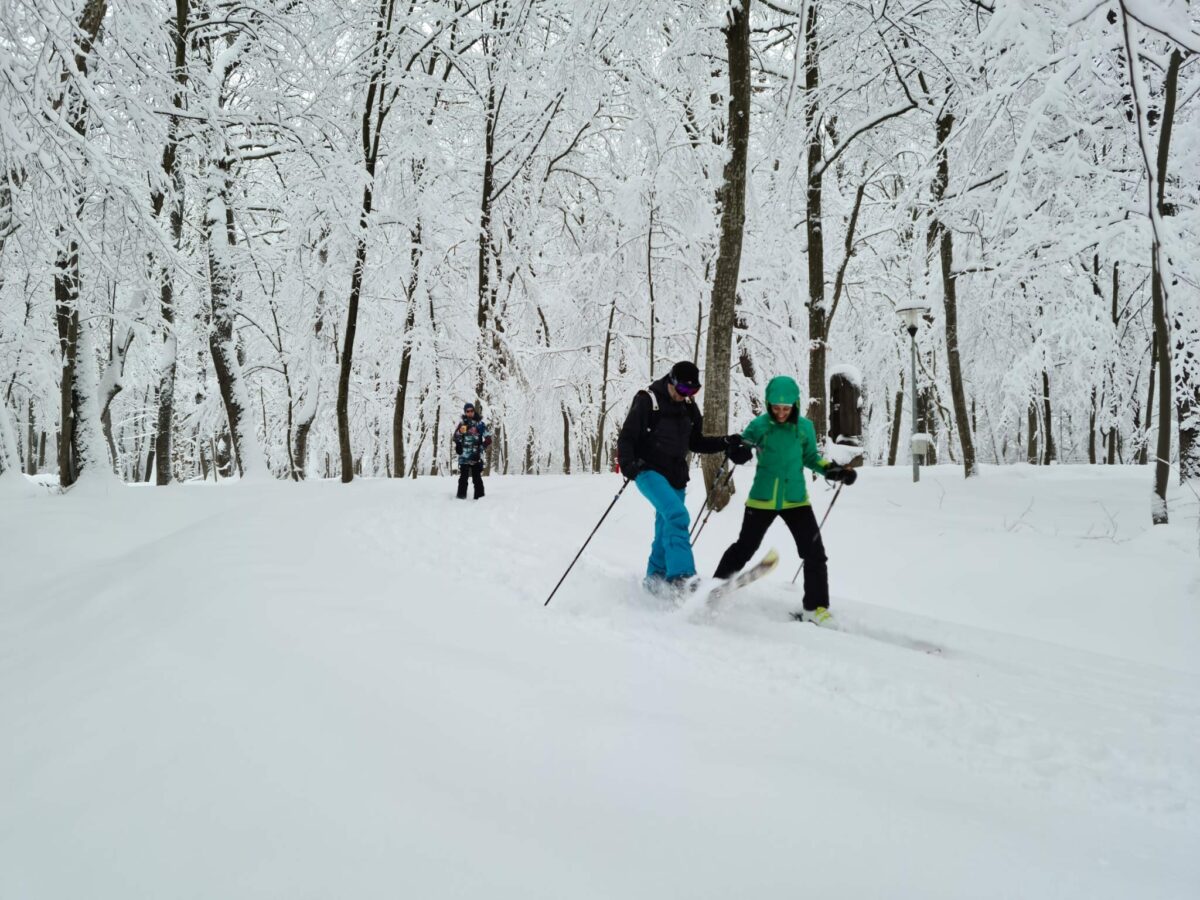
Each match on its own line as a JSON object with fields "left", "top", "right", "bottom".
{"left": 789, "top": 611, "right": 944, "bottom": 655}
{"left": 703, "top": 548, "right": 780, "bottom": 610}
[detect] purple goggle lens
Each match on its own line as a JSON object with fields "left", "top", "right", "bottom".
{"left": 673, "top": 380, "right": 700, "bottom": 397}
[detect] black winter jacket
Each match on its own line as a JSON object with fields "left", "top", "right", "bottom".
{"left": 616, "top": 376, "right": 728, "bottom": 488}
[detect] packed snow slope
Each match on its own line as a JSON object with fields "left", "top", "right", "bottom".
{"left": 1, "top": 465, "right": 1197, "bottom": 899}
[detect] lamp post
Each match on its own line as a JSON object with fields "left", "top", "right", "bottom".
{"left": 897, "top": 302, "right": 929, "bottom": 483}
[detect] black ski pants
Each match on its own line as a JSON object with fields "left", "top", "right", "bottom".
{"left": 713, "top": 505, "right": 828, "bottom": 610}
{"left": 457, "top": 463, "right": 484, "bottom": 499}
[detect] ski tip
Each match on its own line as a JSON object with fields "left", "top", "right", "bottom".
{"left": 762, "top": 548, "right": 780, "bottom": 566}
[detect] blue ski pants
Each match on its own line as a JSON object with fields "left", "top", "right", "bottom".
{"left": 634, "top": 470, "right": 695, "bottom": 580}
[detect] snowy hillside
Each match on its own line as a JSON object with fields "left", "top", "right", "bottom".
{"left": 2, "top": 466, "right": 1197, "bottom": 899}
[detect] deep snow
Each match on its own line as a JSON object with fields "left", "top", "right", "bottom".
{"left": 1, "top": 465, "right": 1197, "bottom": 899}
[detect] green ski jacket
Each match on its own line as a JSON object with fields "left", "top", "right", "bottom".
{"left": 740, "top": 375, "right": 830, "bottom": 509}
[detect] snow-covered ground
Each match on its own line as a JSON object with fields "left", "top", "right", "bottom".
{"left": 1, "top": 465, "right": 1197, "bottom": 899}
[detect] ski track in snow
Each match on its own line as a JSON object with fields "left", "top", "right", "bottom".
{"left": 529, "top": 474, "right": 1200, "bottom": 829}
{"left": 562, "top": 577, "right": 1199, "bottom": 825}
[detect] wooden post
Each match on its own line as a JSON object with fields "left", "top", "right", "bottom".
{"left": 829, "top": 369, "right": 865, "bottom": 469}
{"left": 829, "top": 370, "right": 863, "bottom": 448}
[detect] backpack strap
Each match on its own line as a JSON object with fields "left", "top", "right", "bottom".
{"left": 640, "top": 385, "right": 660, "bottom": 434}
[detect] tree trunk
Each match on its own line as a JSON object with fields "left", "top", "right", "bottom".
{"left": 476, "top": 77, "right": 498, "bottom": 403}
{"left": 930, "top": 112, "right": 977, "bottom": 477}
{"left": 151, "top": 0, "right": 189, "bottom": 485}
{"left": 293, "top": 230, "right": 328, "bottom": 480}
{"left": 393, "top": 223, "right": 421, "bottom": 478}
{"left": 561, "top": 406, "right": 571, "bottom": 474}
{"left": 408, "top": 427, "right": 425, "bottom": 478}
{"left": 205, "top": 179, "right": 263, "bottom": 478}
{"left": 337, "top": 188, "right": 373, "bottom": 483}
{"left": 647, "top": 203, "right": 656, "bottom": 376}
{"left": 1088, "top": 388, "right": 1097, "bottom": 464}
{"left": 1119, "top": 8, "right": 1176, "bottom": 520}
{"left": 887, "top": 382, "right": 903, "bottom": 466}
{"left": 427, "top": 293, "right": 443, "bottom": 476}
{"left": 593, "top": 299, "right": 617, "bottom": 473}
{"left": 101, "top": 405, "right": 119, "bottom": 475}
{"left": 51, "top": 0, "right": 109, "bottom": 488}
{"left": 55, "top": 258, "right": 81, "bottom": 485}
{"left": 1154, "top": 48, "right": 1198, "bottom": 486}
{"left": 802, "top": 1, "right": 828, "bottom": 441}
{"left": 1175, "top": 328, "right": 1200, "bottom": 483}
{"left": 1151, "top": 256, "right": 1171, "bottom": 522}
{"left": 1107, "top": 261, "right": 1120, "bottom": 465}
{"left": 337, "top": 0, "right": 396, "bottom": 483}
{"left": 1027, "top": 402, "right": 1038, "bottom": 464}
{"left": 1041, "top": 370, "right": 1056, "bottom": 465}
{"left": 98, "top": 312, "right": 136, "bottom": 476}
{"left": 701, "top": 0, "right": 751, "bottom": 507}
{"left": 205, "top": 261, "right": 241, "bottom": 476}
{"left": 0, "top": 399, "right": 19, "bottom": 474}
{"left": 1140, "top": 331, "right": 1156, "bottom": 465}
{"left": 736, "top": 297, "right": 759, "bottom": 414}
{"left": 392, "top": 300, "right": 416, "bottom": 479}
{"left": 26, "top": 399, "right": 36, "bottom": 474}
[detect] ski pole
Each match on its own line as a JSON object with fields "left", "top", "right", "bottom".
{"left": 544, "top": 478, "right": 632, "bottom": 607}
{"left": 690, "top": 463, "right": 739, "bottom": 547}
{"left": 790, "top": 482, "right": 844, "bottom": 585}
{"left": 688, "top": 461, "right": 728, "bottom": 539}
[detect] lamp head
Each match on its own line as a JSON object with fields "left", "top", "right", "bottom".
{"left": 896, "top": 302, "right": 929, "bottom": 335}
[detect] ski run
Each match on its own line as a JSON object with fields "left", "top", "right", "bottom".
{"left": 1, "top": 464, "right": 1197, "bottom": 899}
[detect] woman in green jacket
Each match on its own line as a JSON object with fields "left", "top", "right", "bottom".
{"left": 714, "top": 375, "right": 856, "bottom": 626}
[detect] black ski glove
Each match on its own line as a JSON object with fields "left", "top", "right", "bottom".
{"left": 621, "top": 458, "right": 645, "bottom": 480}
{"left": 725, "top": 435, "right": 753, "bottom": 465}
{"left": 824, "top": 462, "right": 858, "bottom": 485}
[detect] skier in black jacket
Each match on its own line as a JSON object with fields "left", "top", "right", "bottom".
{"left": 616, "top": 361, "right": 748, "bottom": 593}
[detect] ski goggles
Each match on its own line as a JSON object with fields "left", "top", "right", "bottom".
{"left": 670, "top": 376, "right": 701, "bottom": 397}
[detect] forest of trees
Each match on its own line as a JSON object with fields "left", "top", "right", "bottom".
{"left": 0, "top": 1, "right": 1196, "bottom": 520}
